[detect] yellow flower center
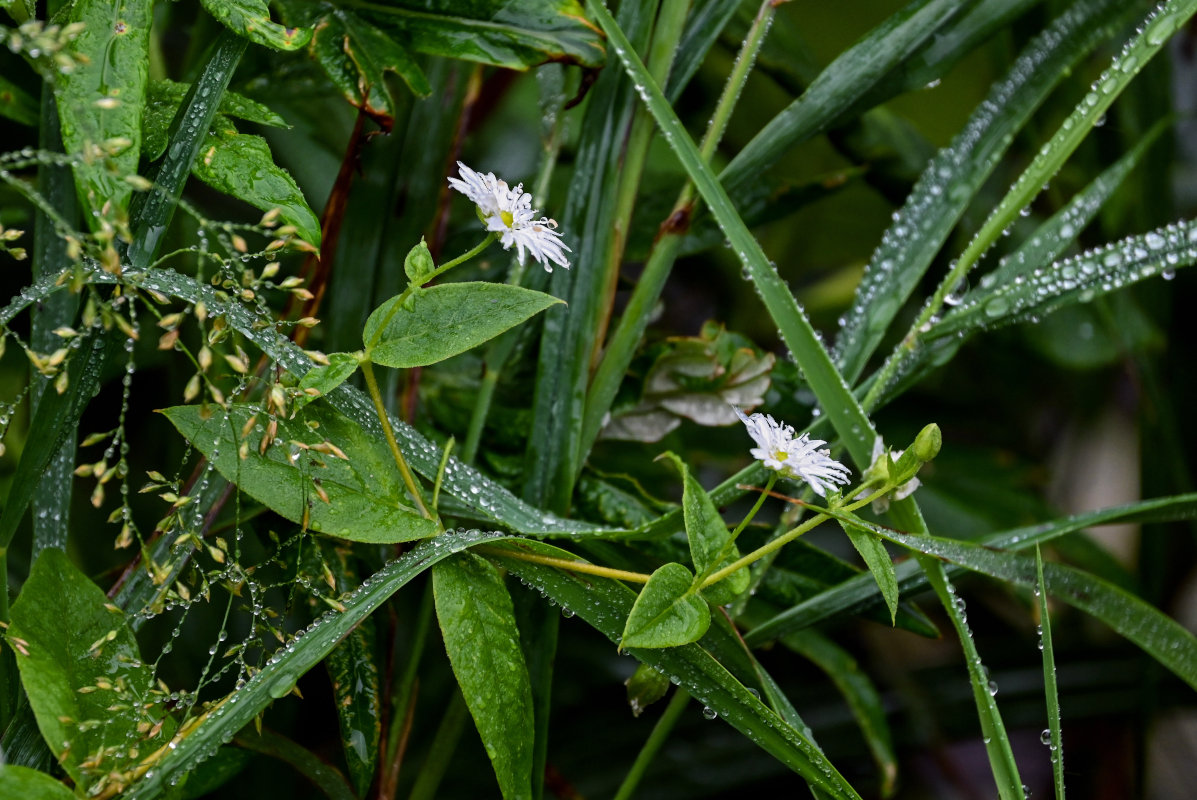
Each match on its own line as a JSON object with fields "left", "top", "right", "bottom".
{"left": 499, "top": 210, "right": 514, "bottom": 228}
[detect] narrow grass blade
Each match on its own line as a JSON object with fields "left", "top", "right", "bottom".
{"left": 123, "top": 529, "right": 508, "bottom": 799}
{"left": 863, "top": 520, "right": 1197, "bottom": 691}
{"left": 833, "top": 0, "right": 1133, "bottom": 384}
{"left": 126, "top": 31, "right": 247, "bottom": 269}
{"left": 866, "top": 0, "right": 1197, "bottom": 407}
{"left": 233, "top": 729, "right": 355, "bottom": 800}
{"left": 1036, "top": 547, "right": 1066, "bottom": 800}
{"left": 746, "top": 493, "right": 1197, "bottom": 641}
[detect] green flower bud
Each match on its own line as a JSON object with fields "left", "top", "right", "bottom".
{"left": 912, "top": 423, "right": 942, "bottom": 463}
{"left": 404, "top": 237, "right": 435, "bottom": 284}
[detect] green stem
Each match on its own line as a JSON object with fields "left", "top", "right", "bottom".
{"left": 475, "top": 545, "right": 650, "bottom": 584}
{"left": 406, "top": 690, "right": 470, "bottom": 800}
{"left": 612, "top": 688, "right": 691, "bottom": 800}
{"left": 364, "top": 234, "right": 496, "bottom": 352}
{"left": 700, "top": 484, "right": 889, "bottom": 589}
{"left": 359, "top": 359, "right": 433, "bottom": 520}
{"left": 579, "top": 0, "right": 778, "bottom": 460}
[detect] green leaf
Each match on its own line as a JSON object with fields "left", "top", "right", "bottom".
{"left": 161, "top": 402, "right": 441, "bottom": 543}
{"left": 200, "top": 0, "right": 312, "bottom": 50}
{"left": 358, "top": 0, "right": 605, "bottom": 70}
{"left": 1036, "top": 548, "right": 1066, "bottom": 800}
{"left": 488, "top": 540, "right": 862, "bottom": 799}
{"left": 54, "top": 0, "right": 152, "bottom": 219}
{"left": 295, "top": 352, "right": 361, "bottom": 410}
{"left": 660, "top": 452, "right": 749, "bottom": 606}
{"left": 141, "top": 78, "right": 288, "bottom": 161}
{"left": 621, "top": 563, "right": 710, "bottom": 649}
{"left": 80, "top": 266, "right": 619, "bottom": 537}
{"left": 6, "top": 550, "right": 174, "bottom": 794}
{"left": 434, "top": 553, "right": 534, "bottom": 800}
{"left": 190, "top": 120, "right": 322, "bottom": 247}
{"left": 838, "top": 522, "right": 898, "bottom": 624}
{"left": 320, "top": 542, "right": 380, "bottom": 797}
{"left": 281, "top": 1, "right": 430, "bottom": 123}
{"left": 123, "top": 530, "right": 508, "bottom": 798}
{"left": 0, "top": 765, "right": 76, "bottom": 800}
{"left": 773, "top": 628, "right": 897, "bottom": 797}
{"left": 0, "top": 73, "right": 38, "bottom": 126}
{"left": 364, "top": 283, "right": 562, "bottom": 368}
{"left": 625, "top": 662, "right": 671, "bottom": 717}
{"left": 234, "top": 729, "right": 356, "bottom": 800}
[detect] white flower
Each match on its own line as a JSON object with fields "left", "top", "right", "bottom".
{"left": 868, "top": 436, "right": 921, "bottom": 513}
{"left": 448, "top": 162, "right": 571, "bottom": 271}
{"left": 733, "top": 406, "right": 851, "bottom": 497}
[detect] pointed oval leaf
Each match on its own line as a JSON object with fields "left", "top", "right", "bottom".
{"left": 434, "top": 553, "right": 533, "bottom": 800}
{"left": 838, "top": 522, "right": 899, "bottom": 624}
{"left": 661, "top": 452, "right": 749, "bottom": 605}
{"left": 364, "top": 283, "right": 562, "bottom": 368}
{"left": 142, "top": 78, "right": 288, "bottom": 161}
{"left": 0, "top": 765, "right": 76, "bottom": 800}
{"left": 621, "top": 563, "right": 710, "bottom": 649}
{"left": 161, "top": 403, "right": 440, "bottom": 543}
{"left": 294, "top": 352, "right": 361, "bottom": 410}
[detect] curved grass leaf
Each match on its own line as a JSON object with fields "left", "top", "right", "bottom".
{"left": 621, "top": 563, "right": 710, "bottom": 649}
{"left": 719, "top": 0, "right": 971, "bottom": 198}
{"left": 54, "top": 0, "right": 151, "bottom": 220}
{"left": 280, "top": 1, "right": 430, "bottom": 124}
{"left": 0, "top": 333, "right": 110, "bottom": 553}
{"left": 434, "top": 553, "right": 534, "bottom": 799}
{"left": 864, "top": 520, "right": 1197, "bottom": 691}
{"left": 7, "top": 550, "right": 175, "bottom": 795}
{"left": 127, "top": 31, "right": 247, "bottom": 269}
{"left": 0, "top": 765, "right": 75, "bottom": 800}
{"left": 359, "top": 0, "right": 605, "bottom": 70}
{"left": 233, "top": 729, "right": 356, "bottom": 800}
{"left": 190, "top": 120, "right": 321, "bottom": 247}
{"left": 70, "top": 266, "right": 620, "bottom": 537}
{"left": 746, "top": 493, "right": 1197, "bottom": 642}
{"left": 200, "top": 0, "right": 312, "bottom": 50}
{"left": 162, "top": 402, "right": 441, "bottom": 543}
{"left": 364, "top": 283, "right": 562, "bottom": 369}
{"left": 773, "top": 628, "right": 897, "bottom": 797}
{"left": 929, "top": 218, "right": 1197, "bottom": 340}
{"left": 488, "top": 540, "right": 862, "bottom": 800}
{"left": 122, "top": 529, "right": 507, "bottom": 799}
{"left": 833, "top": 0, "right": 1132, "bottom": 384}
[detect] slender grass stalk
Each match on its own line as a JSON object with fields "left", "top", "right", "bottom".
{"left": 406, "top": 691, "right": 470, "bottom": 800}
{"left": 579, "top": 0, "right": 779, "bottom": 462}
{"left": 1037, "top": 547, "right": 1066, "bottom": 800}
{"left": 612, "top": 688, "right": 691, "bottom": 800}
{"left": 360, "top": 359, "right": 433, "bottom": 520}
